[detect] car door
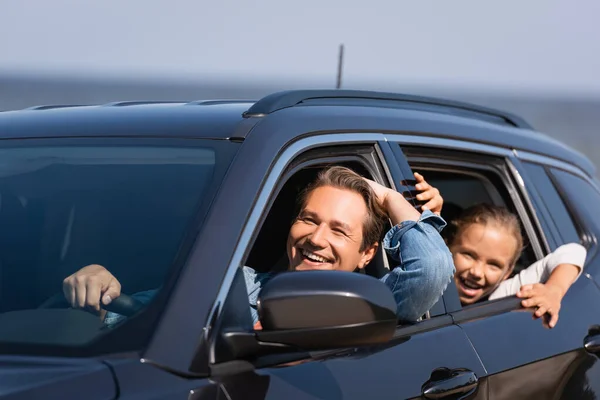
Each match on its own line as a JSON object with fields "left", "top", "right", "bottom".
{"left": 519, "top": 159, "right": 600, "bottom": 396}
{"left": 450, "top": 155, "right": 600, "bottom": 399}
{"left": 203, "top": 135, "right": 489, "bottom": 400}
{"left": 383, "top": 135, "right": 600, "bottom": 399}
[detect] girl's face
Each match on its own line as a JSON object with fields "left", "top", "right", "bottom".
{"left": 449, "top": 222, "right": 518, "bottom": 305}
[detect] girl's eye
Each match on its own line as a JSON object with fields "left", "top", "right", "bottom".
{"left": 462, "top": 252, "right": 474, "bottom": 259}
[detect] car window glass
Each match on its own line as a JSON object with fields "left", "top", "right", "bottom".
{"left": 550, "top": 168, "right": 599, "bottom": 247}
{"left": 0, "top": 142, "right": 231, "bottom": 349}
{"left": 521, "top": 162, "right": 580, "bottom": 244}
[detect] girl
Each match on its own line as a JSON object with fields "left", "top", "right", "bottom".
{"left": 416, "top": 175, "right": 585, "bottom": 329}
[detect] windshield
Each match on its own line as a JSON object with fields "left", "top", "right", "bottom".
{"left": 0, "top": 140, "right": 236, "bottom": 349}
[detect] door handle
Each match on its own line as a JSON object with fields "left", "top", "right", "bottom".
{"left": 584, "top": 325, "right": 600, "bottom": 354}
{"left": 584, "top": 334, "right": 600, "bottom": 353}
{"left": 422, "top": 367, "right": 478, "bottom": 399}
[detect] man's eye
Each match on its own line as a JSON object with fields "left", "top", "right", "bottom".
{"left": 333, "top": 228, "right": 346, "bottom": 236}
{"left": 301, "top": 217, "right": 316, "bottom": 224}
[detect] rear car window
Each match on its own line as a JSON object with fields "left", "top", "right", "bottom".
{"left": 521, "top": 162, "right": 580, "bottom": 245}
{"left": 550, "top": 168, "right": 599, "bottom": 249}
{"left": 0, "top": 140, "right": 234, "bottom": 349}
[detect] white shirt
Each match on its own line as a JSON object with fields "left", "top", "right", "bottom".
{"left": 489, "top": 243, "right": 586, "bottom": 300}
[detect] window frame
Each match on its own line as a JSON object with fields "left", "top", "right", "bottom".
{"left": 385, "top": 138, "right": 549, "bottom": 318}
{"left": 402, "top": 145, "right": 547, "bottom": 261}
{"left": 206, "top": 134, "right": 459, "bottom": 368}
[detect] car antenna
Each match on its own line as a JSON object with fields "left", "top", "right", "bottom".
{"left": 336, "top": 43, "right": 344, "bottom": 89}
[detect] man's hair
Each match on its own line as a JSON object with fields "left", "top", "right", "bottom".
{"left": 444, "top": 203, "right": 524, "bottom": 266}
{"left": 297, "top": 166, "right": 387, "bottom": 251}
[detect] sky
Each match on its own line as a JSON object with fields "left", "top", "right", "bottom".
{"left": 1, "top": 0, "right": 599, "bottom": 96}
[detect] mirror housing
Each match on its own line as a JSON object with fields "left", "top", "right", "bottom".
{"left": 255, "top": 270, "right": 397, "bottom": 350}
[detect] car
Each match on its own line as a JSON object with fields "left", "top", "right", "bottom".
{"left": 0, "top": 89, "right": 599, "bottom": 399}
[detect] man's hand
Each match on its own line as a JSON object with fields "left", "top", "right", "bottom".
{"left": 62, "top": 264, "right": 121, "bottom": 313}
{"left": 413, "top": 172, "right": 443, "bottom": 215}
{"left": 363, "top": 177, "right": 393, "bottom": 207}
{"left": 363, "top": 177, "right": 421, "bottom": 224}
{"left": 517, "top": 283, "right": 565, "bottom": 329}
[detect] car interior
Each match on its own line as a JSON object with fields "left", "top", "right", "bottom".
{"left": 246, "top": 160, "right": 393, "bottom": 279}
{"left": 414, "top": 166, "right": 537, "bottom": 277}
{"left": 245, "top": 153, "right": 539, "bottom": 321}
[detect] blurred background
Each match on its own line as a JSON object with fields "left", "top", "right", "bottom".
{"left": 1, "top": 1, "right": 599, "bottom": 168}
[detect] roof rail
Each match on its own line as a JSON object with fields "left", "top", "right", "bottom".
{"left": 186, "top": 99, "right": 255, "bottom": 106}
{"left": 25, "top": 104, "right": 84, "bottom": 111}
{"left": 243, "top": 90, "right": 532, "bottom": 129}
{"left": 102, "top": 100, "right": 184, "bottom": 107}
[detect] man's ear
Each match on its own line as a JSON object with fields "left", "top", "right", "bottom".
{"left": 358, "top": 242, "right": 379, "bottom": 269}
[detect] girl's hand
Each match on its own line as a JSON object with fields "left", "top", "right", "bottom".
{"left": 414, "top": 172, "right": 444, "bottom": 215}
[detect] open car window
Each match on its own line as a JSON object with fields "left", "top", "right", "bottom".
{"left": 244, "top": 144, "right": 443, "bottom": 324}
{"left": 247, "top": 160, "right": 385, "bottom": 275}
{"left": 402, "top": 146, "right": 545, "bottom": 312}
{"left": 412, "top": 167, "right": 537, "bottom": 276}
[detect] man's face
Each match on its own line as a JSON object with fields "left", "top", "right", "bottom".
{"left": 286, "top": 185, "right": 378, "bottom": 272}
{"left": 449, "top": 222, "right": 517, "bottom": 305}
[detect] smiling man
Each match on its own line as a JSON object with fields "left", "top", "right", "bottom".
{"left": 63, "top": 166, "right": 455, "bottom": 327}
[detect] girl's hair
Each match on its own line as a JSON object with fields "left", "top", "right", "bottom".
{"left": 444, "top": 203, "right": 524, "bottom": 266}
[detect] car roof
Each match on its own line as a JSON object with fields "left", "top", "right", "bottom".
{"left": 0, "top": 100, "right": 254, "bottom": 140}
{"left": 0, "top": 91, "right": 594, "bottom": 176}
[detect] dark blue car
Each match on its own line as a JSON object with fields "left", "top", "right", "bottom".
{"left": 0, "top": 90, "right": 599, "bottom": 399}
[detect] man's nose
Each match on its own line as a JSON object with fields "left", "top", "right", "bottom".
{"left": 307, "top": 223, "right": 328, "bottom": 247}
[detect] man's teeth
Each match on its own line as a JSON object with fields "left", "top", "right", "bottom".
{"left": 302, "top": 249, "right": 328, "bottom": 263}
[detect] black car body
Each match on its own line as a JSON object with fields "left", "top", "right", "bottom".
{"left": 0, "top": 90, "right": 599, "bottom": 399}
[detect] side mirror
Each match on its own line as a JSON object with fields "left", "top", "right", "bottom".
{"left": 255, "top": 270, "right": 397, "bottom": 350}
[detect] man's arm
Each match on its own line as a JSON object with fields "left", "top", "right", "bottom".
{"left": 104, "top": 288, "right": 159, "bottom": 327}
{"left": 364, "top": 178, "right": 455, "bottom": 322}
{"left": 381, "top": 210, "right": 455, "bottom": 321}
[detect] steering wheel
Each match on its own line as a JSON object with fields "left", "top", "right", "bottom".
{"left": 38, "top": 291, "right": 145, "bottom": 317}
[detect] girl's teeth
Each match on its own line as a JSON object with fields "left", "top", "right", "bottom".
{"left": 463, "top": 281, "right": 480, "bottom": 289}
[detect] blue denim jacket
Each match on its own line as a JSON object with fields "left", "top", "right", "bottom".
{"left": 104, "top": 210, "right": 454, "bottom": 327}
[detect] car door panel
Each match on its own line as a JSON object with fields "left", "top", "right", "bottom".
{"left": 485, "top": 349, "right": 600, "bottom": 400}
{"left": 457, "top": 276, "right": 600, "bottom": 399}
{"left": 456, "top": 276, "right": 600, "bottom": 371}
{"left": 247, "top": 323, "right": 488, "bottom": 400}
